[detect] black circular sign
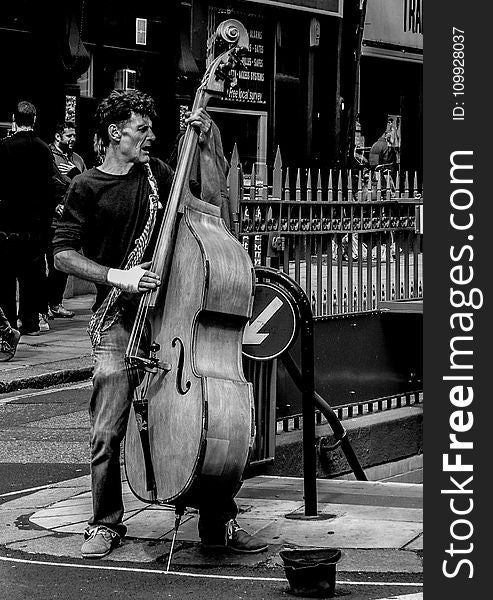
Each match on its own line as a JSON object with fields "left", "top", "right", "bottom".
{"left": 242, "top": 283, "right": 297, "bottom": 361}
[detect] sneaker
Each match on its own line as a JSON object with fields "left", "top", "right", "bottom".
{"left": 39, "top": 314, "right": 50, "bottom": 332}
{"left": 0, "top": 327, "right": 21, "bottom": 362}
{"left": 81, "top": 526, "right": 121, "bottom": 559}
{"left": 50, "top": 303, "right": 75, "bottom": 318}
{"left": 201, "top": 519, "right": 268, "bottom": 554}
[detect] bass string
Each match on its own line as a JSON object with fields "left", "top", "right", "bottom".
{"left": 125, "top": 34, "right": 237, "bottom": 396}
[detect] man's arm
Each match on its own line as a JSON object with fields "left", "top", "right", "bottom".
{"left": 199, "top": 138, "right": 221, "bottom": 206}
{"left": 54, "top": 250, "right": 161, "bottom": 293}
{"left": 185, "top": 109, "right": 222, "bottom": 207}
{"left": 54, "top": 249, "right": 109, "bottom": 284}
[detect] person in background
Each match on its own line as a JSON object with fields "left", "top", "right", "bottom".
{"left": 368, "top": 130, "right": 397, "bottom": 171}
{"left": 368, "top": 130, "right": 397, "bottom": 259}
{"left": 368, "top": 129, "right": 398, "bottom": 198}
{"left": 0, "top": 101, "right": 57, "bottom": 336}
{"left": 46, "top": 122, "right": 87, "bottom": 319}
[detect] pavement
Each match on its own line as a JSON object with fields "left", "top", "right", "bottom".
{"left": 0, "top": 295, "right": 94, "bottom": 394}
{"left": 0, "top": 294, "right": 423, "bottom": 593}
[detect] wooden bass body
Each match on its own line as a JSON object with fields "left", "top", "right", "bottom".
{"left": 124, "top": 196, "right": 255, "bottom": 506}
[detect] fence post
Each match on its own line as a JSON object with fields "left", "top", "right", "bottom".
{"left": 228, "top": 143, "right": 241, "bottom": 236}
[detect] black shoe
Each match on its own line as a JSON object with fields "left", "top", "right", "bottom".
{"left": 19, "top": 327, "right": 40, "bottom": 336}
{"left": 201, "top": 519, "right": 268, "bottom": 554}
{"left": 0, "top": 327, "right": 21, "bottom": 362}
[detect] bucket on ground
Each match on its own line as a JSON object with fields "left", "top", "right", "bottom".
{"left": 279, "top": 548, "right": 342, "bottom": 598}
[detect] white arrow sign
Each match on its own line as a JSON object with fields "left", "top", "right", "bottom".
{"left": 243, "top": 296, "right": 284, "bottom": 345}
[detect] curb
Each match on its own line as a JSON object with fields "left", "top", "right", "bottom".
{"left": 0, "top": 361, "right": 93, "bottom": 395}
{"left": 0, "top": 474, "right": 422, "bottom": 575}
{"left": 0, "top": 367, "right": 93, "bottom": 394}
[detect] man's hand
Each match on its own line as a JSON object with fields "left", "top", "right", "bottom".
{"left": 184, "top": 108, "right": 212, "bottom": 146}
{"left": 106, "top": 262, "right": 161, "bottom": 294}
{"left": 58, "top": 161, "right": 77, "bottom": 174}
{"left": 55, "top": 203, "right": 64, "bottom": 217}
{"left": 58, "top": 162, "right": 82, "bottom": 179}
{"left": 136, "top": 262, "right": 161, "bottom": 292}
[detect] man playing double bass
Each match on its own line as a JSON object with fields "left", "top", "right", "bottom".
{"left": 53, "top": 90, "right": 268, "bottom": 559}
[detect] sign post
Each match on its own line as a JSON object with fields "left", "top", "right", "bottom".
{"left": 243, "top": 283, "right": 297, "bottom": 360}
{"left": 243, "top": 268, "right": 317, "bottom": 516}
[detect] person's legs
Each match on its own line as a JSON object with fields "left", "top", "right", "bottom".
{"left": 0, "top": 237, "right": 19, "bottom": 328}
{"left": 37, "top": 254, "right": 50, "bottom": 331}
{"left": 0, "top": 237, "right": 21, "bottom": 361}
{"left": 81, "top": 315, "right": 149, "bottom": 558}
{"left": 81, "top": 320, "right": 131, "bottom": 558}
{"left": 83, "top": 315, "right": 267, "bottom": 556}
{"left": 198, "top": 495, "right": 238, "bottom": 544}
{"left": 17, "top": 241, "right": 43, "bottom": 334}
{"left": 46, "top": 230, "right": 73, "bottom": 316}
{"left": 198, "top": 491, "right": 268, "bottom": 554}
{"left": 87, "top": 319, "right": 133, "bottom": 537}
{"left": 48, "top": 268, "right": 71, "bottom": 310}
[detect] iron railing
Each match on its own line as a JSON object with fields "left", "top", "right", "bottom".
{"left": 232, "top": 147, "right": 423, "bottom": 465}
{"left": 229, "top": 147, "right": 423, "bottom": 317}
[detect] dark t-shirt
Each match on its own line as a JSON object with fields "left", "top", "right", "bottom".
{"left": 0, "top": 131, "right": 57, "bottom": 235}
{"left": 53, "top": 157, "right": 173, "bottom": 310}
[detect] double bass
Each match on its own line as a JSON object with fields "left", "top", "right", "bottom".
{"left": 124, "top": 20, "right": 255, "bottom": 511}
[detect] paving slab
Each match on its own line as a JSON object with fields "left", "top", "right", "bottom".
{"left": 0, "top": 474, "right": 423, "bottom": 575}
{"left": 337, "top": 549, "right": 422, "bottom": 573}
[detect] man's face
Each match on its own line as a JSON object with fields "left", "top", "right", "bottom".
{"left": 117, "top": 112, "right": 155, "bottom": 164}
{"left": 57, "top": 128, "right": 76, "bottom": 153}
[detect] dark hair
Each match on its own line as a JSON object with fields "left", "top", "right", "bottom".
{"left": 95, "top": 89, "right": 156, "bottom": 145}
{"left": 15, "top": 101, "right": 36, "bottom": 127}
{"left": 55, "top": 121, "right": 76, "bottom": 136}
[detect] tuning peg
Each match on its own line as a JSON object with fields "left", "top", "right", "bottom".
{"left": 231, "top": 47, "right": 247, "bottom": 69}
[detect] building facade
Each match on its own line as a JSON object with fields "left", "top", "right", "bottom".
{"left": 0, "top": 1, "right": 421, "bottom": 173}
{"left": 358, "top": 0, "right": 423, "bottom": 173}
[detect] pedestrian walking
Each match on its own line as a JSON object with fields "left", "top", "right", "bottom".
{"left": 0, "top": 101, "right": 57, "bottom": 336}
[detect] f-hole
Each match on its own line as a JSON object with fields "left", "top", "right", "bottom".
{"left": 172, "top": 337, "right": 191, "bottom": 395}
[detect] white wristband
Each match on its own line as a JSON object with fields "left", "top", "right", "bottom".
{"left": 107, "top": 266, "right": 146, "bottom": 293}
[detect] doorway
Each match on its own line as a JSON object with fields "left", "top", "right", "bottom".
{"left": 208, "top": 107, "right": 268, "bottom": 177}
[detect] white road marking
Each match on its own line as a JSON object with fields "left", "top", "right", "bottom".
{"left": 0, "top": 381, "right": 91, "bottom": 405}
{"left": 0, "top": 483, "right": 61, "bottom": 499}
{"left": 0, "top": 555, "right": 423, "bottom": 586}
{"left": 377, "top": 595, "right": 422, "bottom": 599}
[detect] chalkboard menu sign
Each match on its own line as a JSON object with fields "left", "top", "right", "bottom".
{"left": 207, "top": 5, "right": 268, "bottom": 106}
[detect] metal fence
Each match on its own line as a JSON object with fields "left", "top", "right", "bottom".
{"left": 231, "top": 147, "right": 423, "bottom": 465}
{"left": 229, "top": 147, "right": 423, "bottom": 316}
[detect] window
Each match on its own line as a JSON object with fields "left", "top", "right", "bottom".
{"left": 77, "top": 52, "right": 94, "bottom": 98}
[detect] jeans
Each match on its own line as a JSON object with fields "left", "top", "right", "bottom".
{"left": 89, "top": 314, "right": 237, "bottom": 537}
{"left": 46, "top": 227, "right": 69, "bottom": 306}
